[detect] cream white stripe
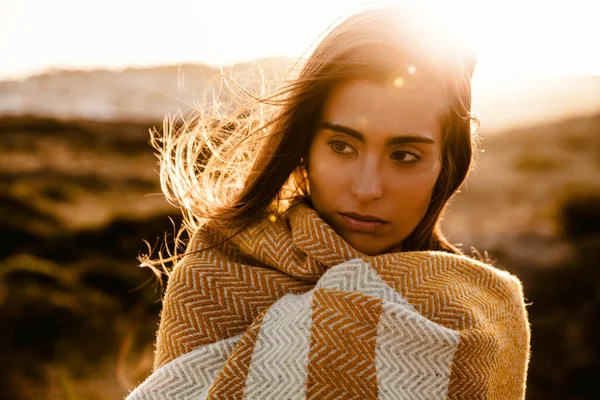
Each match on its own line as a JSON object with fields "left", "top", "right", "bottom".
{"left": 127, "top": 334, "right": 242, "bottom": 400}
{"left": 243, "top": 258, "right": 424, "bottom": 399}
{"left": 243, "top": 291, "right": 314, "bottom": 400}
{"left": 376, "top": 301, "right": 460, "bottom": 400}
{"left": 314, "top": 258, "right": 417, "bottom": 310}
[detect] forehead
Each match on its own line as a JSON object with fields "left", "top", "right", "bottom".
{"left": 321, "top": 79, "right": 448, "bottom": 141}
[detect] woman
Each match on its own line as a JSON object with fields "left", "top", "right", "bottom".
{"left": 129, "top": 4, "right": 530, "bottom": 399}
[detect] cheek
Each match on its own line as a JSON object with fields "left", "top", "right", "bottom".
{"left": 389, "top": 162, "right": 441, "bottom": 207}
{"left": 307, "top": 146, "right": 346, "bottom": 191}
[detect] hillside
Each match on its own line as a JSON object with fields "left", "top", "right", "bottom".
{"left": 441, "top": 111, "right": 600, "bottom": 257}
{"left": 1, "top": 62, "right": 600, "bottom": 133}
{"left": 0, "top": 59, "right": 298, "bottom": 123}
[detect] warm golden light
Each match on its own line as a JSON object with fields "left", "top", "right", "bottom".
{"left": 0, "top": 0, "right": 597, "bottom": 81}
{"left": 393, "top": 76, "right": 405, "bottom": 88}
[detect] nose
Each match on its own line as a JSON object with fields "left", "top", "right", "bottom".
{"left": 350, "top": 157, "right": 383, "bottom": 201}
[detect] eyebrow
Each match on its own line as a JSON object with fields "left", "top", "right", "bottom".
{"left": 321, "top": 122, "right": 436, "bottom": 146}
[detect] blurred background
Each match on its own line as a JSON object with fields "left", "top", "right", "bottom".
{"left": 1, "top": 0, "right": 599, "bottom": 398}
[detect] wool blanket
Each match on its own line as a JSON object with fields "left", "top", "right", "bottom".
{"left": 127, "top": 202, "right": 530, "bottom": 399}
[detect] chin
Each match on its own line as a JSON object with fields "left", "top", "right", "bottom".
{"left": 345, "top": 236, "right": 387, "bottom": 256}
{"left": 324, "top": 214, "right": 401, "bottom": 255}
{"left": 345, "top": 234, "right": 404, "bottom": 256}
{"left": 359, "top": 248, "right": 384, "bottom": 256}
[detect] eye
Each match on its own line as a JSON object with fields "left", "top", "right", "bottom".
{"left": 327, "top": 140, "right": 356, "bottom": 155}
{"left": 391, "top": 150, "right": 420, "bottom": 163}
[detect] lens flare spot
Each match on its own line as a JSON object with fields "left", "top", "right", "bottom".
{"left": 408, "top": 65, "right": 417, "bottom": 75}
{"left": 393, "top": 76, "right": 405, "bottom": 88}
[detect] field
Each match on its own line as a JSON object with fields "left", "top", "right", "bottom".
{"left": 1, "top": 111, "right": 599, "bottom": 399}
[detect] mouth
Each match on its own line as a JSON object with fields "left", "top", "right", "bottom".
{"left": 340, "top": 212, "right": 387, "bottom": 223}
{"left": 338, "top": 212, "right": 389, "bottom": 233}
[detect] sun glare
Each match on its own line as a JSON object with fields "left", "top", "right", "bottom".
{"left": 0, "top": 0, "right": 597, "bottom": 80}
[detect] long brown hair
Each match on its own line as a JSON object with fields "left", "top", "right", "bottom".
{"left": 141, "top": 5, "right": 478, "bottom": 272}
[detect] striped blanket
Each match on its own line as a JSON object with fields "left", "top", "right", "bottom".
{"left": 127, "top": 203, "right": 530, "bottom": 399}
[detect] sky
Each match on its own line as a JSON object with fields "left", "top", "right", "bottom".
{"left": 1, "top": 0, "right": 599, "bottom": 83}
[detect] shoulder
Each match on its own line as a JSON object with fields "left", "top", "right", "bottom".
{"left": 377, "top": 250, "right": 528, "bottom": 318}
{"left": 433, "top": 250, "right": 525, "bottom": 300}
{"left": 452, "top": 251, "right": 528, "bottom": 316}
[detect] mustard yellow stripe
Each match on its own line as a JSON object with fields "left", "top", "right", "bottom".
{"left": 206, "top": 309, "right": 268, "bottom": 399}
{"left": 306, "top": 288, "right": 383, "bottom": 399}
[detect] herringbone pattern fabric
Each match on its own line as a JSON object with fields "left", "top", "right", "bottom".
{"left": 306, "top": 288, "right": 381, "bottom": 399}
{"left": 126, "top": 334, "right": 242, "bottom": 399}
{"left": 129, "top": 203, "right": 530, "bottom": 399}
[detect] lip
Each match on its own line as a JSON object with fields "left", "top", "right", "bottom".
{"left": 341, "top": 212, "right": 387, "bottom": 223}
{"left": 338, "top": 212, "right": 388, "bottom": 233}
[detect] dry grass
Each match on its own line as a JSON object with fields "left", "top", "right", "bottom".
{"left": 442, "top": 112, "right": 600, "bottom": 251}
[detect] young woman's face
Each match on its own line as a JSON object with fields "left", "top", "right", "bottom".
{"left": 306, "top": 79, "right": 446, "bottom": 255}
